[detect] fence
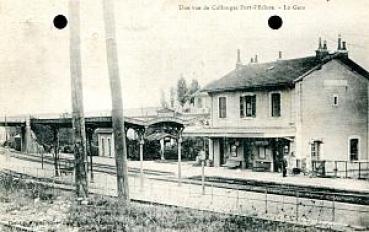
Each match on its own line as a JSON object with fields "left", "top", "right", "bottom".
{"left": 1, "top": 149, "right": 369, "bottom": 231}
{"left": 312, "top": 160, "right": 369, "bottom": 179}
{"left": 1, "top": 165, "right": 369, "bottom": 230}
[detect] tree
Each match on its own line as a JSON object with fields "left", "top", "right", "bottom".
{"left": 170, "top": 87, "right": 176, "bottom": 108}
{"left": 188, "top": 79, "right": 200, "bottom": 104}
{"left": 32, "top": 124, "right": 60, "bottom": 176}
{"left": 69, "top": 0, "right": 88, "bottom": 198}
{"left": 32, "top": 124, "right": 53, "bottom": 145}
{"left": 177, "top": 75, "right": 188, "bottom": 107}
{"left": 160, "top": 89, "right": 167, "bottom": 108}
{"left": 103, "top": 0, "right": 129, "bottom": 200}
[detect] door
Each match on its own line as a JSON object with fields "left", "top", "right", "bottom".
{"left": 243, "top": 139, "right": 253, "bottom": 168}
{"left": 107, "top": 138, "right": 112, "bottom": 157}
{"left": 101, "top": 138, "right": 105, "bottom": 156}
{"left": 272, "top": 140, "right": 279, "bottom": 172}
{"left": 349, "top": 138, "right": 359, "bottom": 161}
{"left": 219, "top": 138, "right": 225, "bottom": 165}
{"left": 272, "top": 139, "right": 285, "bottom": 172}
{"left": 311, "top": 141, "right": 320, "bottom": 161}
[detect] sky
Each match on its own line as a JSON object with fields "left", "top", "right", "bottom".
{"left": 1, "top": 0, "right": 369, "bottom": 116}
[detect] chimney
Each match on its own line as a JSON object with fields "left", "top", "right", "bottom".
{"left": 337, "top": 34, "right": 342, "bottom": 50}
{"left": 316, "top": 37, "right": 329, "bottom": 60}
{"left": 323, "top": 40, "right": 327, "bottom": 50}
{"left": 278, "top": 51, "right": 282, "bottom": 60}
{"left": 338, "top": 40, "right": 348, "bottom": 59}
{"left": 236, "top": 49, "right": 242, "bottom": 69}
{"left": 342, "top": 41, "right": 347, "bottom": 50}
{"left": 337, "top": 34, "right": 348, "bottom": 58}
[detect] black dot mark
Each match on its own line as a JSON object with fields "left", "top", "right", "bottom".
{"left": 53, "top": 15, "right": 68, "bottom": 29}
{"left": 268, "top": 15, "right": 283, "bottom": 30}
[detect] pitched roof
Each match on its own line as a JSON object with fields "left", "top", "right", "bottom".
{"left": 192, "top": 90, "right": 210, "bottom": 97}
{"left": 203, "top": 56, "right": 322, "bottom": 93}
{"left": 145, "top": 132, "right": 176, "bottom": 141}
{"left": 203, "top": 52, "right": 369, "bottom": 93}
{"left": 337, "top": 57, "right": 369, "bottom": 80}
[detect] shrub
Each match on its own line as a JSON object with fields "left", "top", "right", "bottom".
{"left": 0, "top": 172, "right": 56, "bottom": 201}
{"left": 65, "top": 196, "right": 332, "bottom": 232}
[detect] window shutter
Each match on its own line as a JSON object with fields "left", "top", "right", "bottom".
{"left": 271, "top": 93, "right": 281, "bottom": 117}
{"left": 246, "top": 96, "right": 251, "bottom": 117}
{"left": 251, "top": 96, "right": 256, "bottom": 117}
{"left": 240, "top": 97, "right": 244, "bottom": 118}
{"left": 276, "top": 94, "right": 281, "bottom": 116}
{"left": 219, "top": 97, "right": 227, "bottom": 118}
{"left": 350, "top": 139, "right": 359, "bottom": 161}
{"left": 223, "top": 98, "right": 227, "bottom": 118}
{"left": 218, "top": 98, "right": 222, "bottom": 118}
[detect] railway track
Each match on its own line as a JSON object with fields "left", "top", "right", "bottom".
{"left": 4, "top": 152, "right": 369, "bottom": 206}
{"left": 188, "top": 176, "right": 369, "bottom": 206}
{"left": 0, "top": 170, "right": 349, "bottom": 232}
{"left": 7, "top": 152, "right": 173, "bottom": 176}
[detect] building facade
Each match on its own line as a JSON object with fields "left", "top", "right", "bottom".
{"left": 190, "top": 37, "right": 369, "bottom": 174}
{"left": 189, "top": 91, "right": 211, "bottom": 114}
{"left": 96, "top": 128, "right": 115, "bottom": 157}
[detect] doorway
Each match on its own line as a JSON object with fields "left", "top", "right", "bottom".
{"left": 243, "top": 139, "right": 253, "bottom": 169}
{"left": 101, "top": 138, "right": 106, "bottom": 157}
{"left": 272, "top": 139, "right": 288, "bottom": 172}
{"left": 219, "top": 138, "right": 225, "bottom": 165}
{"left": 107, "top": 138, "right": 112, "bottom": 157}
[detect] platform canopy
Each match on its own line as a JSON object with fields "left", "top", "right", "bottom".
{"left": 145, "top": 132, "right": 177, "bottom": 141}
{"left": 183, "top": 126, "right": 295, "bottom": 138}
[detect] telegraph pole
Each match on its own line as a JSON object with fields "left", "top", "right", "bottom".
{"left": 86, "top": 128, "right": 94, "bottom": 182}
{"left": 4, "top": 115, "right": 7, "bottom": 142}
{"left": 102, "top": 0, "right": 129, "bottom": 200}
{"left": 69, "top": 0, "right": 88, "bottom": 198}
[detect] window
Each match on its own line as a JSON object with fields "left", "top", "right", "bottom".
{"left": 349, "top": 138, "right": 359, "bottom": 161}
{"left": 101, "top": 138, "right": 105, "bottom": 156}
{"left": 258, "top": 146, "right": 266, "bottom": 159}
{"left": 197, "top": 98, "right": 203, "bottom": 108}
{"left": 219, "top": 97, "right": 227, "bottom": 118}
{"left": 333, "top": 95, "right": 338, "bottom": 106}
{"left": 296, "top": 159, "right": 301, "bottom": 168}
{"left": 107, "top": 138, "right": 112, "bottom": 157}
{"left": 271, "top": 93, "right": 281, "bottom": 117}
{"left": 240, "top": 95, "right": 256, "bottom": 118}
{"left": 311, "top": 141, "right": 320, "bottom": 160}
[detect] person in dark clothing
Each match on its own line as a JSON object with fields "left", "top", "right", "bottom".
{"left": 282, "top": 155, "right": 288, "bottom": 177}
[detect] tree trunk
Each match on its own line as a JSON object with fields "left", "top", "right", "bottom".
{"left": 53, "top": 128, "right": 60, "bottom": 177}
{"left": 87, "top": 129, "right": 94, "bottom": 182}
{"left": 102, "top": 0, "right": 129, "bottom": 200}
{"left": 69, "top": 0, "right": 88, "bottom": 198}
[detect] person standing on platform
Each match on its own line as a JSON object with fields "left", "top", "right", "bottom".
{"left": 282, "top": 155, "right": 288, "bottom": 177}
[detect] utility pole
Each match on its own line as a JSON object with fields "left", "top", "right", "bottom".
{"left": 4, "top": 115, "right": 7, "bottom": 142}
{"left": 69, "top": 0, "right": 88, "bottom": 198}
{"left": 52, "top": 127, "right": 60, "bottom": 177}
{"left": 102, "top": 0, "right": 129, "bottom": 200}
{"left": 86, "top": 128, "right": 94, "bottom": 182}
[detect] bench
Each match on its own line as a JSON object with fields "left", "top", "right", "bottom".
{"left": 252, "top": 161, "right": 271, "bottom": 172}
{"left": 222, "top": 160, "right": 241, "bottom": 169}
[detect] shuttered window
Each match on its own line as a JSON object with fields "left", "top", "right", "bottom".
{"left": 240, "top": 95, "right": 256, "bottom": 118}
{"left": 271, "top": 93, "right": 281, "bottom": 117}
{"left": 219, "top": 97, "right": 227, "bottom": 118}
{"left": 350, "top": 138, "right": 359, "bottom": 161}
{"left": 240, "top": 97, "right": 245, "bottom": 117}
{"left": 311, "top": 141, "right": 320, "bottom": 160}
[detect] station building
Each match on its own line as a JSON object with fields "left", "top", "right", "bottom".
{"left": 185, "top": 37, "right": 369, "bottom": 175}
